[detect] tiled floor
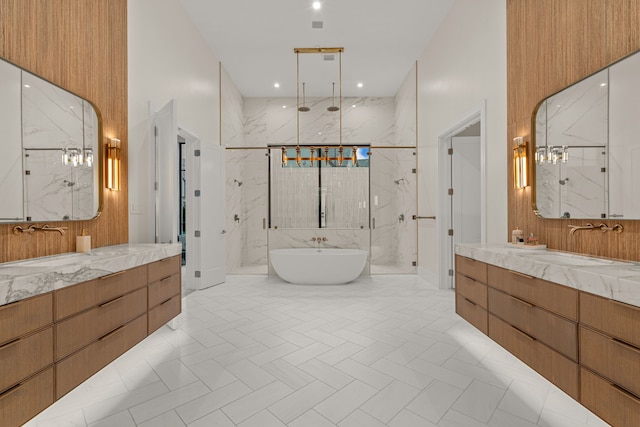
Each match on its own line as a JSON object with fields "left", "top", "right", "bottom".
{"left": 26, "top": 274, "right": 610, "bottom": 426}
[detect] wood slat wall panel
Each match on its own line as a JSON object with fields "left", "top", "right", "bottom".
{"left": 0, "top": 0, "right": 128, "bottom": 263}
{"left": 507, "top": 0, "right": 640, "bottom": 261}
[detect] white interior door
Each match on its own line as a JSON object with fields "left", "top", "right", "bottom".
{"left": 452, "top": 136, "right": 482, "bottom": 245}
{"left": 186, "top": 142, "right": 226, "bottom": 289}
{"left": 152, "top": 100, "right": 178, "bottom": 243}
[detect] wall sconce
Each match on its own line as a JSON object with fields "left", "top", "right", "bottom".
{"left": 513, "top": 137, "right": 528, "bottom": 190}
{"left": 106, "top": 138, "right": 121, "bottom": 191}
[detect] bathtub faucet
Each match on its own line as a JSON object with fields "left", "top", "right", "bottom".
{"left": 310, "top": 237, "right": 328, "bottom": 243}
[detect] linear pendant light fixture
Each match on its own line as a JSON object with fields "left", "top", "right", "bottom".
{"left": 286, "top": 47, "right": 356, "bottom": 167}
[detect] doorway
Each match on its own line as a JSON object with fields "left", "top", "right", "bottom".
{"left": 438, "top": 108, "right": 486, "bottom": 289}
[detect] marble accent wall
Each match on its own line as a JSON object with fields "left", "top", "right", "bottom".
{"left": 221, "top": 66, "right": 244, "bottom": 148}
{"left": 241, "top": 97, "right": 395, "bottom": 147}
{"left": 0, "top": 59, "right": 22, "bottom": 221}
{"left": 267, "top": 228, "right": 371, "bottom": 277}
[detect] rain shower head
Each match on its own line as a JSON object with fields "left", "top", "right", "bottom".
{"left": 233, "top": 179, "right": 243, "bottom": 187}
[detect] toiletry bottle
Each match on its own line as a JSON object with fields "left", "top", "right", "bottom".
{"left": 512, "top": 227, "right": 523, "bottom": 244}
{"left": 527, "top": 232, "right": 538, "bottom": 245}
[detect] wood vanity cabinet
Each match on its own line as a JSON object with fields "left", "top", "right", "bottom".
{"left": 0, "top": 293, "right": 55, "bottom": 427}
{"left": 455, "top": 259, "right": 579, "bottom": 400}
{"left": 148, "top": 255, "right": 182, "bottom": 334}
{"left": 486, "top": 265, "right": 579, "bottom": 399}
{"left": 1, "top": 254, "right": 182, "bottom": 425}
{"left": 579, "top": 292, "right": 640, "bottom": 426}
{"left": 455, "top": 255, "right": 488, "bottom": 334}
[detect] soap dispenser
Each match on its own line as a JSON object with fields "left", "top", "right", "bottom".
{"left": 76, "top": 229, "right": 91, "bottom": 254}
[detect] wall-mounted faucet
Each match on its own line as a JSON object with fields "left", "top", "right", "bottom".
{"left": 393, "top": 178, "right": 406, "bottom": 185}
{"left": 234, "top": 214, "right": 240, "bottom": 223}
{"left": 398, "top": 214, "right": 405, "bottom": 223}
{"left": 233, "top": 179, "right": 243, "bottom": 187}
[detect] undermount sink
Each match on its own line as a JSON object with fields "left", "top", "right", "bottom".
{"left": 525, "top": 252, "right": 630, "bottom": 267}
{"left": 3, "top": 253, "right": 90, "bottom": 268}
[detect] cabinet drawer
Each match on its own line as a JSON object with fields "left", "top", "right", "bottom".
{"left": 580, "top": 326, "right": 640, "bottom": 398}
{"left": 456, "top": 273, "right": 487, "bottom": 308}
{"left": 55, "top": 265, "right": 147, "bottom": 321}
{"left": 580, "top": 291, "right": 640, "bottom": 348}
{"left": 56, "top": 314, "right": 147, "bottom": 399}
{"left": 0, "top": 293, "right": 52, "bottom": 345}
{"left": 487, "top": 265, "right": 577, "bottom": 320}
{"left": 55, "top": 287, "right": 147, "bottom": 360}
{"left": 148, "top": 294, "right": 181, "bottom": 334}
{"left": 148, "top": 255, "right": 181, "bottom": 283}
{"left": 488, "top": 288, "right": 577, "bottom": 360}
{"left": 0, "top": 367, "right": 54, "bottom": 427}
{"left": 455, "top": 255, "right": 487, "bottom": 283}
{"left": 488, "top": 314, "right": 579, "bottom": 399}
{"left": 581, "top": 367, "right": 640, "bottom": 427}
{"left": 149, "top": 273, "right": 181, "bottom": 308}
{"left": 0, "top": 327, "right": 53, "bottom": 393}
{"left": 455, "top": 293, "right": 488, "bottom": 334}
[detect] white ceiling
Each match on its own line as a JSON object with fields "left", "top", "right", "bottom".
{"left": 178, "top": 0, "right": 455, "bottom": 98}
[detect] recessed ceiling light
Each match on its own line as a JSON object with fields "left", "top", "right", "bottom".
{"left": 274, "top": 82, "right": 280, "bottom": 88}
{"left": 357, "top": 82, "right": 363, "bottom": 88}
{"left": 352, "top": 104, "right": 357, "bottom": 108}
{"left": 23, "top": 84, "right": 30, "bottom": 88}
{"left": 600, "top": 82, "right": 607, "bottom": 87}
{"left": 312, "top": 1, "right": 321, "bottom": 10}
{"left": 282, "top": 105, "right": 287, "bottom": 109}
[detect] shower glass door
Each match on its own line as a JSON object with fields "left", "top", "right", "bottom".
{"left": 370, "top": 147, "right": 417, "bottom": 273}
{"left": 270, "top": 146, "right": 369, "bottom": 229}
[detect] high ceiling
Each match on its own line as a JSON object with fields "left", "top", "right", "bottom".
{"left": 179, "top": 0, "right": 455, "bottom": 97}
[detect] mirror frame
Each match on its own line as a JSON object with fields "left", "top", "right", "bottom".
{"left": 0, "top": 55, "right": 104, "bottom": 224}
{"left": 530, "top": 48, "right": 640, "bottom": 220}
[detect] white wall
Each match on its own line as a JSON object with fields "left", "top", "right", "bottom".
{"left": 128, "top": 0, "right": 220, "bottom": 243}
{"left": 417, "top": 0, "right": 507, "bottom": 284}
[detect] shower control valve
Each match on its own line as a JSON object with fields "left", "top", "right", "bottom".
{"left": 321, "top": 237, "right": 328, "bottom": 242}
{"left": 310, "top": 237, "right": 317, "bottom": 242}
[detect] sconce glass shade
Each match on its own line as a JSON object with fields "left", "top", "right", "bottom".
{"left": 107, "top": 138, "right": 121, "bottom": 191}
{"left": 513, "top": 137, "right": 528, "bottom": 190}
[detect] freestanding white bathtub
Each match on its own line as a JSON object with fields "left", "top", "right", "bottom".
{"left": 270, "top": 248, "right": 368, "bottom": 285}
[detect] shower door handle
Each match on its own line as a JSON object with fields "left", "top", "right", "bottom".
{"left": 372, "top": 218, "right": 376, "bottom": 229}
{"left": 263, "top": 218, "right": 266, "bottom": 229}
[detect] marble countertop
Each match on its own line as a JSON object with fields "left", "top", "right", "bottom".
{"left": 0, "top": 243, "right": 182, "bottom": 306}
{"left": 456, "top": 243, "right": 640, "bottom": 307}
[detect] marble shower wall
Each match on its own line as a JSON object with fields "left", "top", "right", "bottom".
{"left": 224, "top": 82, "right": 417, "bottom": 274}
{"left": 370, "top": 148, "right": 417, "bottom": 272}
{"left": 241, "top": 97, "right": 395, "bottom": 147}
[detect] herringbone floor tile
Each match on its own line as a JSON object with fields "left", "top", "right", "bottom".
{"left": 26, "top": 275, "right": 610, "bottom": 426}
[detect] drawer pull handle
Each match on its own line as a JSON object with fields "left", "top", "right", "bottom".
{"left": 0, "top": 338, "right": 20, "bottom": 351}
{"left": 99, "top": 270, "right": 125, "bottom": 280}
{"left": 0, "top": 383, "right": 22, "bottom": 399}
{"left": 99, "top": 295, "right": 124, "bottom": 308}
{"left": 99, "top": 325, "right": 126, "bottom": 341}
{"left": 160, "top": 275, "right": 173, "bottom": 282}
{"left": 612, "top": 337, "right": 640, "bottom": 355}
{"left": 509, "top": 270, "right": 534, "bottom": 280}
{"left": 160, "top": 297, "right": 173, "bottom": 306}
{"left": 508, "top": 294, "right": 534, "bottom": 308}
{"left": 464, "top": 297, "right": 477, "bottom": 306}
{"left": 511, "top": 325, "right": 535, "bottom": 341}
{"left": 612, "top": 383, "right": 640, "bottom": 405}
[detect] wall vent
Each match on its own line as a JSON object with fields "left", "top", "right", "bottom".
{"left": 312, "top": 21, "right": 323, "bottom": 29}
